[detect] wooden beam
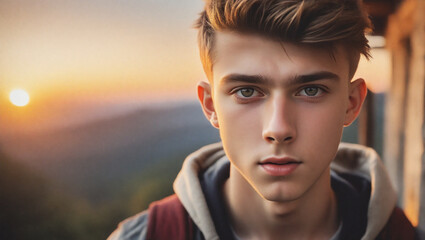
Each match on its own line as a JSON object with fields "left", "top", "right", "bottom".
{"left": 385, "top": 0, "right": 425, "bottom": 227}
{"left": 364, "top": 2, "right": 395, "bottom": 17}
{"left": 358, "top": 90, "right": 375, "bottom": 148}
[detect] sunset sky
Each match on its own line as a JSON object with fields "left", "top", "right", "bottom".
{"left": 1, "top": 0, "right": 205, "bottom": 101}
{"left": 0, "top": 0, "right": 206, "bottom": 132}
{"left": 0, "top": 0, "right": 390, "bottom": 133}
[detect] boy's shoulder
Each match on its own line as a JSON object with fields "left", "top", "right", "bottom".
{"left": 107, "top": 210, "right": 148, "bottom": 240}
{"left": 145, "top": 194, "right": 194, "bottom": 240}
{"left": 107, "top": 195, "right": 199, "bottom": 240}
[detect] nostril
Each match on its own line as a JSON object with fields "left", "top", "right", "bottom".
{"left": 265, "top": 136, "right": 293, "bottom": 143}
{"left": 266, "top": 136, "right": 275, "bottom": 142}
{"left": 284, "top": 136, "right": 292, "bottom": 142}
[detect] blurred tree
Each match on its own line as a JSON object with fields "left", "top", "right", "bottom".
{"left": 0, "top": 148, "right": 190, "bottom": 239}
{"left": 0, "top": 151, "right": 99, "bottom": 239}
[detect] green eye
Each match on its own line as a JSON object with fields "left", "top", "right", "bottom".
{"left": 304, "top": 87, "right": 319, "bottom": 96}
{"left": 233, "top": 87, "right": 264, "bottom": 102}
{"left": 239, "top": 88, "right": 255, "bottom": 97}
{"left": 297, "top": 86, "right": 325, "bottom": 97}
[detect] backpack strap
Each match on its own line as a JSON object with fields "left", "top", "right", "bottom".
{"left": 146, "top": 194, "right": 194, "bottom": 240}
{"left": 376, "top": 207, "right": 417, "bottom": 240}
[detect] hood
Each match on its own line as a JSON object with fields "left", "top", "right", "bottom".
{"left": 173, "top": 142, "right": 397, "bottom": 240}
{"left": 331, "top": 143, "right": 397, "bottom": 240}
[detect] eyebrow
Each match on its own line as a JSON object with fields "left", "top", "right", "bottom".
{"left": 220, "top": 71, "right": 340, "bottom": 86}
{"left": 292, "top": 71, "right": 340, "bottom": 85}
{"left": 220, "top": 74, "right": 269, "bottom": 85}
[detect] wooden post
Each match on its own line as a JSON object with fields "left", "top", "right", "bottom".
{"left": 415, "top": 0, "right": 425, "bottom": 233}
{"left": 358, "top": 90, "right": 375, "bottom": 148}
{"left": 385, "top": 0, "right": 425, "bottom": 229}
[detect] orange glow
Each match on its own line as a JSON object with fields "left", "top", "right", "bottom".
{"left": 0, "top": 0, "right": 205, "bottom": 110}
{"left": 9, "top": 89, "right": 30, "bottom": 107}
{"left": 354, "top": 48, "right": 391, "bottom": 93}
{"left": 405, "top": 204, "right": 419, "bottom": 226}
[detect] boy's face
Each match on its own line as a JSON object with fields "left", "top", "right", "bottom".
{"left": 198, "top": 31, "right": 366, "bottom": 202}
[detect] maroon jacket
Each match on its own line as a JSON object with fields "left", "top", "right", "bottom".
{"left": 376, "top": 207, "right": 417, "bottom": 240}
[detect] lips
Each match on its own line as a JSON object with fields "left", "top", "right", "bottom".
{"left": 259, "top": 157, "right": 301, "bottom": 176}
{"left": 259, "top": 157, "right": 301, "bottom": 165}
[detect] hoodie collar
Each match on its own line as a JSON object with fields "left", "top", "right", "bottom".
{"left": 173, "top": 142, "right": 397, "bottom": 240}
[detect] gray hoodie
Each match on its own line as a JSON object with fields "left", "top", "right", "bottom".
{"left": 108, "top": 142, "right": 398, "bottom": 240}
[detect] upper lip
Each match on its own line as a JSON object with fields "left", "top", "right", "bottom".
{"left": 259, "top": 156, "right": 302, "bottom": 165}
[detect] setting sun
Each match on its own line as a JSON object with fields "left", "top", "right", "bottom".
{"left": 10, "top": 89, "right": 30, "bottom": 107}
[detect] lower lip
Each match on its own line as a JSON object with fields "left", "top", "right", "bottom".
{"left": 260, "top": 163, "right": 300, "bottom": 176}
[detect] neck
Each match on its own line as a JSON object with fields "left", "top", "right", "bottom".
{"left": 223, "top": 165, "right": 339, "bottom": 240}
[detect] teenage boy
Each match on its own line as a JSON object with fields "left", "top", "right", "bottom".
{"left": 109, "top": 0, "right": 417, "bottom": 239}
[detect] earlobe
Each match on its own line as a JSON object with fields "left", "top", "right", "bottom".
{"left": 197, "top": 81, "right": 219, "bottom": 129}
{"left": 344, "top": 78, "right": 367, "bottom": 126}
{"left": 209, "top": 112, "right": 219, "bottom": 128}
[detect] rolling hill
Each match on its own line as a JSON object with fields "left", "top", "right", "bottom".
{"left": 1, "top": 100, "right": 220, "bottom": 203}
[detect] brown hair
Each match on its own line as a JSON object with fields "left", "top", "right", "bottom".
{"left": 195, "top": 0, "right": 372, "bottom": 80}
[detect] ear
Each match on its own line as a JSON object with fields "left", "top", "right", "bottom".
{"left": 197, "top": 81, "right": 219, "bottom": 128}
{"left": 344, "top": 78, "right": 367, "bottom": 126}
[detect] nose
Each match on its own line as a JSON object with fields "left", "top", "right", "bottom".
{"left": 262, "top": 94, "right": 296, "bottom": 144}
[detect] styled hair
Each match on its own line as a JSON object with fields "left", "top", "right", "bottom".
{"left": 195, "top": 0, "right": 372, "bottom": 80}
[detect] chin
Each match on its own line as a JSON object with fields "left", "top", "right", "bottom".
{"left": 263, "top": 194, "right": 302, "bottom": 203}
{"left": 259, "top": 185, "right": 305, "bottom": 203}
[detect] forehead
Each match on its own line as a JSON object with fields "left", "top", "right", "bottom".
{"left": 212, "top": 31, "right": 350, "bottom": 85}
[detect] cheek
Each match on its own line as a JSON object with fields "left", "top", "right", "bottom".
{"left": 300, "top": 99, "right": 347, "bottom": 154}
{"left": 218, "top": 105, "right": 258, "bottom": 138}
{"left": 214, "top": 97, "right": 261, "bottom": 159}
